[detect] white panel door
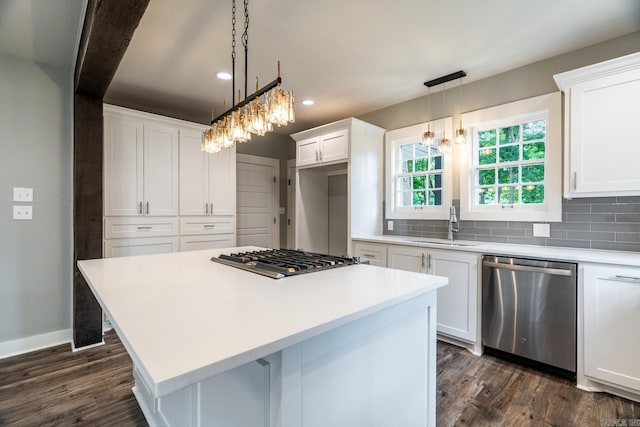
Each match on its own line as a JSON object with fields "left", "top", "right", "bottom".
{"left": 208, "top": 147, "right": 236, "bottom": 215}
{"left": 104, "top": 115, "right": 143, "bottom": 216}
{"left": 236, "top": 155, "right": 279, "bottom": 249}
{"left": 143, "top": 122, "right": 179, "bottom": 216}
{"left": 179, "top": 129, "right": 207, "bottom": 216}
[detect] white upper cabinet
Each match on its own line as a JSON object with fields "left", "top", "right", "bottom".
{"left": 104, "top": 106, "right": 179, "bottom": 216}
{"left": 295, "top": 128, "right": 348, "bottom": 168}
{"left": 179, "top": 129, "right": 236, "bottom": 216}
{"left": 554, "top": 52, "right": 640, "bottom": 198}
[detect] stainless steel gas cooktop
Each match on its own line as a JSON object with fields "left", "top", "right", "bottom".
{"left": 211, "top": 249, "right": 366, "bottom": 279}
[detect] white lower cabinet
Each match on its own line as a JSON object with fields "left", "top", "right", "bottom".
{"left": 429, "top": 249, "right": 479, "bottom": 344}
{"left": 352, "top": 241, "right": 387, "bottom": 267}
{"left": 133, "top": 359, "right": 271, "bottom": 427}
{"left": 583, "top": 263, "right": 640, "bottom": 396}
{"left": 385, "top": 243, "right": 480, "bottom": 346}
{"left": 386, "top": 244, "right": 426, "bottom": 272}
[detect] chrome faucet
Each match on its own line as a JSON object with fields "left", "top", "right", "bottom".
{"left": 448, "top": 206, "right": 459, "bottom": 241}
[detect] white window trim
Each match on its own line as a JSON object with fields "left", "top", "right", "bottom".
{"left": 459, "top": 92, "right": 562, "bottom": 222}
{"left": 385, "top": 118, "right": 453, "bottom": 220}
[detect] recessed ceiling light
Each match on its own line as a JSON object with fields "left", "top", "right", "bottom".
{"left": 302, "top": 99, "right": 315, "bottom": 106}
{"left": 216, "top": 72, "right": 232, "bottom": 80}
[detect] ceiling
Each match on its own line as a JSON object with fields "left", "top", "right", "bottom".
{"left": 1, "top": 1, "right": 639, "bottom": 135}
{"left": 0, "top": 0, "right": 85, "bottom": 69}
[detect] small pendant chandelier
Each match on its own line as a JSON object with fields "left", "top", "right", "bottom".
{"left": 423, "top": 70, "right": 467, "bottom": 155}
{"left": 202, "top": 0, "right": 295, "bottom": 154}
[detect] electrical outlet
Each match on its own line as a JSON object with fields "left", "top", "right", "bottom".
{"left": 13, "top": 205, "right": 33, "bottom": 220}
{"left": 13, "top": 187, "right": 33, "bottom": 202}
{"left": 388, "top": 220, "right": 394, "bottom": 231}
{"left": 533, "top": 223, "right": 550, "bottom": 238}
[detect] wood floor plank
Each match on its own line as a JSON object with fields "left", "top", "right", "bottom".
{"left": 1, "top": 332, "right": 639, "bottom": 425}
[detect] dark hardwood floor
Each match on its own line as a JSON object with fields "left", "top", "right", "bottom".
{"left": 1, "top": 331, "right": 638, "bottom": 426}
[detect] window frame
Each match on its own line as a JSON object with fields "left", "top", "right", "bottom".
{"left": 459, "top": 92, "right": 562, "bottom": 222}
{"left": 385, "top": 118, "right": 453, "bottom": 220}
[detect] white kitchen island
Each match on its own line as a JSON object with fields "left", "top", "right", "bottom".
{"left": 77, "top": 247, "right": 447, "bottom": 427}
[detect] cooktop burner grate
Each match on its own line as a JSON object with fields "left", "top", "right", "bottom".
{"left": 211, "top": 249, "right": 366, "bottom": 279}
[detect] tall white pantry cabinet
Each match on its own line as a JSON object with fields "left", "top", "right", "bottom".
{"left": 103, "top": 105, "right": 236, "bottom": 258}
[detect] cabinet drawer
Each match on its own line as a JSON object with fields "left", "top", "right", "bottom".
{"left": 104, "top": 236, "right": 178, "bottom": 258}
{"left": 353, "top": 242, "right": 387, "bottom": 267}
{"left": 179, "top": 234, "right": 235, "bottom": 251}
{"left": 179, "top": 216, "right": 234, "bottom": 235}
{"left": 104, "top": 216, "right": 178, "bottom": 239}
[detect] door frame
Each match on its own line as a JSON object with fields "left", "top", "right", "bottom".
{"left": 287, "top": 159, "right": 296, "bottom": 249}
{"left": 236, "top": 153, "right": 280, "bottom": 249}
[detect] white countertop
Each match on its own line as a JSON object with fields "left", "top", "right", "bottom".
{"left": 352, "top": 235, "right": 640, "bottom": 267}
{"left": 77, "top": 247, "right": 447, "bottom": 397}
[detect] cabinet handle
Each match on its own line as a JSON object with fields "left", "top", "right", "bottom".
{"left": 363, "top": 253, "right": 376, "bottom": 259}
{"left": 137, "top": 226, "right": 152, "bottom": 230}
{"left": 611, "top": 275, "right": 640, "bottom": 283}
{"left": 145, "top": 202, "right": 149, "bottom": 214}
{"left": 209, "top": 203, "right": 213, "bottom": 215}
{"left": 205, "top": 203, "right": 209, "bottom": 215}
{"left": 315, "top": 150, "right": 319, "bottom": 161}
{"left": 138, "top": 202, "right": 143, "bottom": 215}
{"left": 204, "top": 224, "right": 216, "bottom": 229}
{"left": 572, "top": 172, "right": 577, "bottom": 191}
{"left": 421, "top": 253, "right": 426, "bottom": 269}
{"left": 428, "top": 253, "right": 432, "bottom": 270}
{"left": 319, "top": 150, "right": 323, "bottom": 161}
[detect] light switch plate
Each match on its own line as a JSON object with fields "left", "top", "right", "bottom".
{"left": 388, "top": 220, "right": 394, "bottom": 231}
{"left": 13, "top": 187, "right": 33, "bottom": 202}
{"left": 279, "top": 207, "right": 285, "bottom": 215}
{"left": 533, "top": 223, "right": 550, "bottom": 238}
{"left": 13, "top": 205, "right": 33, "bottom": 220}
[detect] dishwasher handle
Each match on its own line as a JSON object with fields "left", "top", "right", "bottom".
{"left": 482, "top": 260, "right": 573, "bottom": 277}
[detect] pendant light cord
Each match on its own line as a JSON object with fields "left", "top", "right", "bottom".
{"left": 231, "top": 0, "right": 237, "bottom": 104}
{"left": 243, "top": 0, "right": 249, "bottom": 100}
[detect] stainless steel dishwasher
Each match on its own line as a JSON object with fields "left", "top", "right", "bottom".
{"left": 482, "top": 255, "right": 577, "bottom": 377}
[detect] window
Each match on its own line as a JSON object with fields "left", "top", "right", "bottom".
{"left": 460, "top": 93, "right": 562, "bottom": 222}
{"left": 385, "top": 119, "right": 453, "bottom": 220}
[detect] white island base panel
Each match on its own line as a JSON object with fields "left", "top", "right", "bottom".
{"left": 132, "top": 293, "right": 436, "bottom": 427}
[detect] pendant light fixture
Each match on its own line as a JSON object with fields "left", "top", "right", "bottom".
{"left": 202, "top": 0, "right": 295, "bottom": 154}
{"left": 423, "top": 70, "right": 467, "bottom": 154}
{"left": 438, "top": 81, "right": 451, "bottom": 154}
{"left": 455, "top": 75, "right": 466, "bottom": 144}
{"left": 421, "top": 86, "right": 434, "bottom": 146}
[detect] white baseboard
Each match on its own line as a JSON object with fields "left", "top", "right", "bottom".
{"left": 0, "top": 329, "right": 72, "bottom": 360}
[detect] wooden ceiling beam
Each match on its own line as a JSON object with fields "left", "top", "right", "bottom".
{"left": 75, "top": 0, "right": 150, "bottom": 97}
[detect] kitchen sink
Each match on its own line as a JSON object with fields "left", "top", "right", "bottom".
{"left": 406, "top": 238, "right": 480, "bottom": 247}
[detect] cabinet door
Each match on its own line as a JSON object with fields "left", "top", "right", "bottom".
{"left": 428, "top": 250, "right": 479, "bottom": 342}
{"left": 143, "top": 122, "right": 179, "bottom": 216}
{"left": 319, "top": 129, "right": 348, "bottom": 164}
{"left": 104, "top": 115, "right": 143, "bottom": 216}
{"left": 297, "top": 137, "right": 320, "bottom": 167}
{"left": 566, "top": 67, "right": 640, "bottom": 197}
{"left": 208, "top": 146, "right": 236, "bottom": 215}
{"left": 179, "top": 129, "right": 207, "bottom": 216}
{"left": 353, "top": 241, "right": 387, "bottom": 267}
{"left": 386, "top": 245, "right": 425, "bottom": 273}
{"left": 584, "top": 266, "right": 640, "bottom": 392}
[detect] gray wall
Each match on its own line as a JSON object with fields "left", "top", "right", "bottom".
{"left": 0, "top": 53, "right": 72, "bottom": 342}
{"left": 358, "top": 32, "right": 640, "bottom": 252}
{"left": 235, "top": 132, "right": 296, "bottom": 246}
